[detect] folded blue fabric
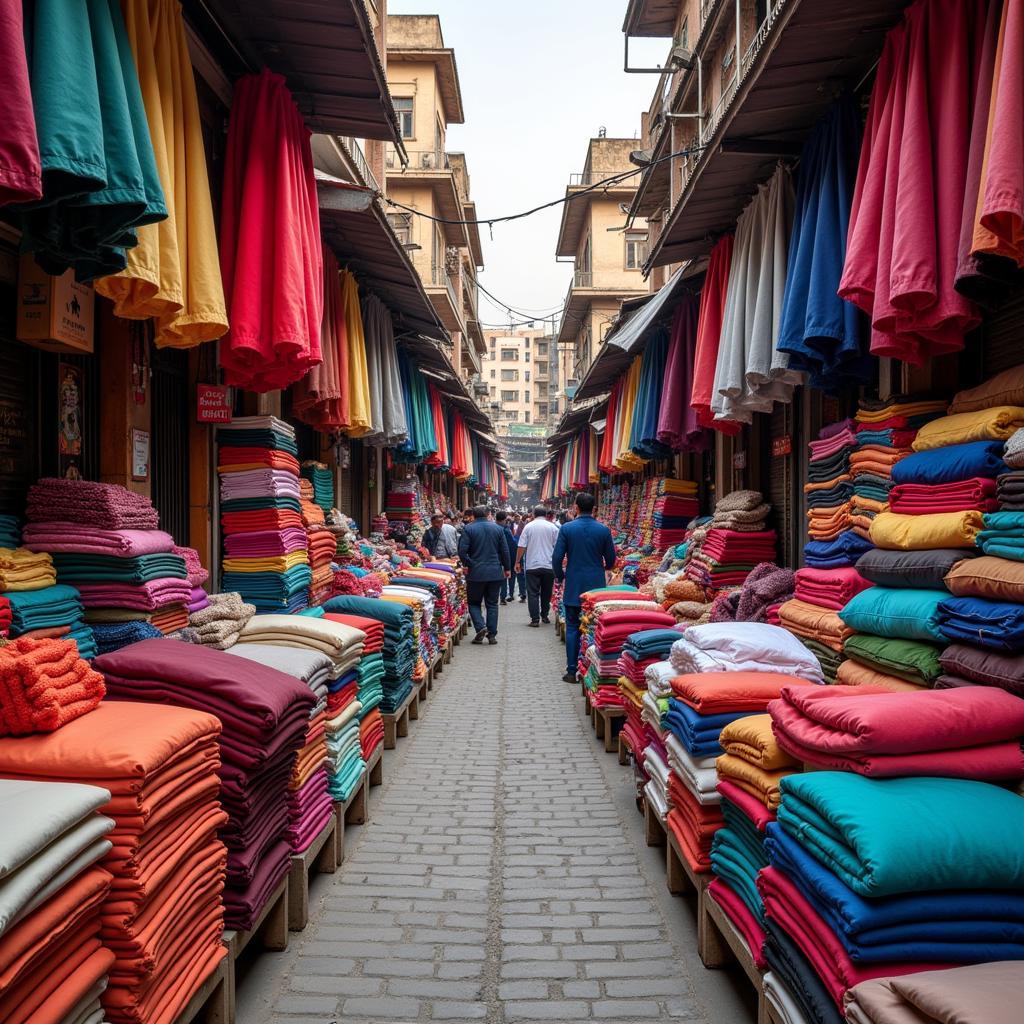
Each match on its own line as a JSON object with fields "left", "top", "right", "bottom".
{"left": 711, "top": 826, "right": 767, "bottom": 921}
{"left": 91, "top": 620, "right": 162, "bottom": 655}
{"left": 765, "top": 823, "right": 1024, "bottom": 963}
{"left": 663, "top": 699, "right": 752, "bottom": 757}
{"left": 623, "top": 629, "right": 682, "bottom": 657}
{"left": 839, "top": 586, "right": 946, "bottom": 642}
{"left": 763, "top": 921, "right": 844, "bottom": 1024}
{"left": 891, "top": 440, "right": 1007, "bottom": 485}
{"left": 804, "top": 531, "right": 874, "bottom": 569}
{"left": 938, "top": 596, "right": 1024, "bottom": 651}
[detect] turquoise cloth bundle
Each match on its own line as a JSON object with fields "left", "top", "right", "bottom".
{"left": 838, "top": 586, "right": 946, "bottom": 642}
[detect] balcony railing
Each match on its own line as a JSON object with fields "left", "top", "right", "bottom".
{"left": 430, "top": 263, "right": 460, "bottom": 314}
{"left": 573, "top": 270, "right": 593, "bottom": 288}
{"left": 338, "top": 136, "right": 379, "bottom": 192}
{"left": 385, "top": 147, "right": 452, "bottom": 172}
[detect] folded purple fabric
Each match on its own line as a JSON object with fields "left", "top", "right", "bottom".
{"left": 219, "top": 470, "right": 300, "bottom": 501}
{"left": 222, "top": 528, "right": 309, "bottom": 556}
{"left": 188, "top": 587, "right": 210, "bottom": 614}
{"left": 287, "top": 795, "right": 334, "bottom": 851}
{"left": 27, "top": 478, "right": 160, "bottom": 529}
{"left": 23, "top": 524, "right": 175, "bottom": 556}
{"left": 76, "top": 578, "right": 194, "bottom": 610}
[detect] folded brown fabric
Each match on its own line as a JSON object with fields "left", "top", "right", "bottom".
{"left": 944, "top": 555, "right": 1024, "bottom": 603}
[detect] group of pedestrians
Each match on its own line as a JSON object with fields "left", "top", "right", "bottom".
{"left": 451, "top": 495, "right": 616, "bottom": 678}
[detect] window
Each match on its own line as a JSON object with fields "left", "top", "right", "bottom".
{"left": 489, "top": 336, "right": 496, "bottom": 347}
{"left": 489, "top": 386, "right": 496, "bottom": 397}
{"left": 525, "top": 371, "right": 531, "bottom": 382}
{"left": 535, "top": 361, "right": 548, "bottom": 376}
{"left": 525, "top": 390, "right": 531, "bottom": 402}
{"left": 678, "top": 17, "right": 689, "bottom": 51}
{"left": 525, "top": 412, "right": 531, "bottom": 424}
{"left": 536, "top": 341, "right": 547, "bottom": 356}
{"left": 524, "top": 352, "right": 530, "bottom": 362}
{"left": 490, "top": 369, "right": 496, "bottom": 379}
{"left": 524, "top": 336, "right": 530, "bottom": 347}
{"left": 500, "top": 369, "right": 518, "bottom": 382}
{"left": 625, "top": 230, "right": 649, "bottom": 270}
{"left": 538, "top": 403, "right": 548, "bottom": 417}
{"left": 536, "top": 382, "right": 547, "bottom": 397}
{"left": 395, "top": 97, "right": 414, "bottom": 139}
{"left": 500, "top": 390, "right": 518, "bottom": 402}
{"left": 507, "top": 410, "right": 519, "bottom": 422}
{"left": 387, "top": 212, "right": 412, "bottom": 246}
{"left": 500, "top": 348, "right": 518, "bottom": 361}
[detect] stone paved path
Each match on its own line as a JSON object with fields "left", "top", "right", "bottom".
{"left": 236, "top": 601, "right": 756, "bottom": 1024}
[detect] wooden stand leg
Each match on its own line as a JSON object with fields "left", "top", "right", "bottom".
{"left": 408, "top": 692, "right": 419, "bottom": 722}
{"left": 666, "top": 838, "right": 688, "bottom": 895}
{"left": 384, "top": 717, "right": 397, "bottom": 750}
{"left": 397, "top": 707, "right": 410, "bottom": 738}
{"left": 263, "top": 878, "right": 289, "bottom": 951}
{"left": 644, "top": 798, "right": 665, "bottom": 847}
{"left": 369, "top": 752, "right": 383, "bottom": 787}
{"left": 346, "top": 775, "right": 368, "bottom": 826}
{"left": 618, "top": 734, "right": 630, "bottom": 766}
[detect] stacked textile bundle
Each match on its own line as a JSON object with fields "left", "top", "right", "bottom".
{"left": 651, "top": 478, "right": 700, "bottom": 551}
{"left": 218, "top": 416, "right": 310, "bottom": 613}
{"left": 574, "top": 588, "right": 650, "bottom": 698}
{"left": 175, "top": 544, "right": 210, "bottom": 615}
{"left": 26, "top": 480, "right": 160, "bottom": 529}
{"left": 300, "top": 479, "right": 335, "bottom": 605}
{"left": 0, "top": 702, "right": 229, "bottom": 1024}
{"left": 0, "top": 779, "right": 115, "bottom": 1024}
{"left": 0, "top": 596, "right": 10, "bottom": 639}
{"left": 0, "top": 547, "right": 56, "bottom": 590}
{"left": 669, "top": 623, "right": 825, "bottom": 684}
{"left": 383, "top": 479, "right": 424, "bottom": 541}
{"left": 380, "top": 582, "right": 432, "bottom": 683}
{"left": 224, "top": 644, "right": 333, "bottom": 851}
{"left": 326, "top": 613, "right": 386, "bottom": 762}
{"left": 617, "top": 628, "right": 681, "bottom": 748}
{"left": 684, "top": 491, "right": 776, "bottom": 593}
{"left": 95, "top": 641, "right": 314, "bottom": 930}
{"left": 805, "top": 421, "right": 857, "bottom": 550}
{"left": 0, "top": 515, "right": 19, "bottom": 549}
{"left": 181, "top": 592, "right": 256, "bottom": 649}
{"left": 758, "top": 772, "right": 1024, "bottom": 1024}
{"left": 588, "top": 606, "right": 675, "bottom": 710}
{"left": 301, "top": 462, "right": 335, "bottom": 517}
{"left": 4, "top": 585, "right": 96, "bottom": 659}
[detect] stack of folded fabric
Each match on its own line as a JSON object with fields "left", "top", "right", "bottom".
{"left": 4, "top": 585, "right": 96, "bottom": 659}
{"left": 0, "top": 547, "right": 56, "bottom": 590}
{"left": 806, "top": 421, "right": 857, "bottom": 547}
{"left": 0, "top": 515, "right": 19, "bottom": 548}
{"left": 707, "top": 713, "right": 802, "bottom": 970}
{"left": 0, "top": 596, "right": 10, "bottom": 639}
{"left": 936, "top": 643, "right": 1024, "bottom": 696}
{"left": 671, "top": 622, "right": 825, "bottom": 684}
{"left": 90, "top": 620, "right": 163, "bottom": 655}
{"left": 0, "top": 702, "right": 229, "bottom": 1024}
{"left": 651, "top": 478, "right": 700, "bottom": 552}
{"left": 379, "top": 584, "right": 431, "bottom": 684}
{"left": 759, "top": 772, "right": 1024, "bottom": 1024}
{"left": 575, "top": 587, "right": 643, "bottom": 673}
{"left": 0, "top": 637, "right": 105, "bottom": 735}
{"left": 299, "top": 480, "right": 334, "bottom": 605}
{"left": 94, "top": 641, "right": 314, "bottom": 930}
{"left": 0, "top": 779, "right": 115, "bottom": 1024}
{"left": 301, "top": 461, "right": 335, "bottom": 517}
{"left": 218, "top": 416, "right": 310, "bottom": 613}
{"left": 588, "top": 607, "right": 675, "bottom": 710}
{"left": 224, "top": 644, "right": 333, "bottom": 852}
{"left": 617, "top": 627, "right": 681, "bottom": 734}
{"left": 683, "top": 491, "right": 775, "bottom": 593}
{"left": 399, "top": 566, "right": 460, "bottom": 647}
{"left": 26, "top": 479, "right": 160, "bottom": 530}
{"left": 325, "top": 613, "right": 386, "bottom": 762}
{"left": 181, "top": 592, "right": 256, "bottom": 649}
{"left": 174, "top": 545, "right": 210, "bottom": 616}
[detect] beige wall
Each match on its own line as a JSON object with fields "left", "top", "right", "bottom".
{"left": 387, "top": 58, "right": 444, "bottom": 154}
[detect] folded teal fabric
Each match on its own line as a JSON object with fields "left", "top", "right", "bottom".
{"left": 52, "top": 552, "right": 187, "bottom": 582}
{"left": 838, "top": 586, "right": 946, "bottom": 642}
{"left": 777, "top": 773, "right": 1024, "bottom": 897}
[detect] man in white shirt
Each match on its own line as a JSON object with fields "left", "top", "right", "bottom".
{"left": 515, "top": 505, "right": 561, "bottom": 626}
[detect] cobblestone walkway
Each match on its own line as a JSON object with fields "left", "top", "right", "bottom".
{"left": 237, "top": 602, "right": 754, "bottom": 1024}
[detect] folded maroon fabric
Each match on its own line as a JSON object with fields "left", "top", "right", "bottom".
{"left": 76, "top": 580, "right": 193, "bottom": 611}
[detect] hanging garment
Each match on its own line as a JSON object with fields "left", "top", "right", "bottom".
{"left": 840, "top": 0, "right": 988, "bottom": 364}
{"left": 712, "top": 164, "right": 801, "bottom": 424}
{"left": 0, "top": 0, "right": 41, "bottom": 205}
{"left": 361, "top": 294, "right": 408, "bottom": 446}
{"left": 657, "top": 294, "right": 708, "bottom": 452}
{"left": 615, "top": 357, "right": 646, "bottom": 472}
{"left": 777, "top": 95, "right": 866, "bottom": 389}
{"left": 691, "top": 234, "right": 738, "bottom": 433}
{"left": 340, "top": 270, "right": 371, "bottom": 436}
{"left": 94, "top": 0, "right": 226, "bottom": 347}
{"left": 631, "top": 327, "right": 672, "bottom": 460}
{"left": 18, "top": 0, "right": 167, "bottom": 280}
{"left": 219, "top": 69, "right": 322, "bottom": 391}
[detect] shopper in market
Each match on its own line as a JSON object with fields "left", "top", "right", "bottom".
{"left": 422, "top": 513, "right": 459, "bottom": 558}
{"left": 458, "top": 506, "right": 512, "bottom": 644}
{"left": 495, "top": 511, "right": 520, "bottom": 605}
{"left": 515, "top": 505, "right": 560, "bottom": 627}
{"left": 552, "top": 492, "right": 616, "bottom": 681}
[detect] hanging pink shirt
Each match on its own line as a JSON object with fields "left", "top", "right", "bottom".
{"left": 0, "top": 0, "right": 41, "bottom": 204}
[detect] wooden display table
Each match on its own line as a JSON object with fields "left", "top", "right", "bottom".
{"left": 287, "top": 815, "right": 338, "bottom": 931}
{"left": 174, "top": 954, "right": 231, "bottom": 1024}
{"left": 382, "top": 686, "right": 418, "bottom": 748}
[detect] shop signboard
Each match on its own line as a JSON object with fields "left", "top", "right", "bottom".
{"left": 16, "top": 255, "right": 94, "bottom": 354}
{"left": 196, "top": 384, "right": 232, "bottom": 423}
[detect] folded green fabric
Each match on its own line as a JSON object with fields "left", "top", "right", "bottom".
{"left": 778, "top": 773, "right": 1024, "bottom": 897}
{"left": 52, "top": 552, "right": 187, "bottom": 583}
{"left": 842, "top": 634, "right": 943, "bottom": 684}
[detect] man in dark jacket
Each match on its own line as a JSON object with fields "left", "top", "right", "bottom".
{"left": 495, "top": 511, "right": 519, "bottom": 605}
{"left": 458, "top": 506, "right": 511, "bottom": 644}
{"left": 551, "top": 492, "right": 616, "bottom": 681}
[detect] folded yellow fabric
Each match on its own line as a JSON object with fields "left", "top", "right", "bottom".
{"left": 911, "top": 406, "right": 1024, "bottom": 451}
{"left": 719, "top": 713, "right": 799, "bottom": 771}
{"left": 855, "top": 400, "right": 947, "bottom": 424}
{"left": 221, "top": 552, "right": 310, "bottom": 572}
{"left": 0, "top": 548, "right": 57, "bottom": 592}
{"left": 714, "top": 753, "right": 791, "bottom": 809}
{"left": 868, "top": 510, "right": 982, "bottom": 551}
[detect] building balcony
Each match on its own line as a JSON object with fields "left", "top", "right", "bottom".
{"left": 385, "top": 146, "right": 466, "bottom": 245}
{"left": 424, "top": 261, "right": 466, "bottom": 335}
{"left": 556, "top": 270, "right": 646, "bottom": 343}
{"left": 337, "top": 136, "right": 380, "bottom": 191}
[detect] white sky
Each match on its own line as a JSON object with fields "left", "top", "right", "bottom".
{"left": 390, "top": 0, "right": 666, "bottom": 331}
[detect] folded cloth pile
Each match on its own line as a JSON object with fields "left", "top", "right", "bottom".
{"left": 50, "top": 552, "right": 188, "bottom": 584}
{"left": 838, "top": 634, "right": 942, "bottom": 692}
{"left": 23, "top": 524, "right": 176, "bottom": 558}
{"left": 937, "top": 596, "right": 1024, "bottom": 652}
{"left": 0, "top": 515, "right": 19, "bottom": 548}
{"left": 683, "top": 491, "right": 775, "bottom": 592}
{"left": 4, "top": 585, "right": 96, "bottom": 659}
{"left": 0, "top": 637, "right": 105, "bottom": 735}
{"left": 400, "top": 567, "right": 460, "bottom": 647}
{"left": 0, "top": 779, "right": 114, "bottom": 1024}
{"left": 325, "top": 613, "right": 386, "bottom": 759}
{"left": 301, "top": 462, "right": 335, "bottom": 517}
{"left": 839, "top": 587, "right": 946, "bottom": 644}
{"left": 997, "top": 468, "right": 1024, "bottom": 510}
{"left": 617, "top": 628, "right": 681, "bottom": 750}
{"left": 181, "top": 592, "right": 255, "bottom": 649}
{"left": 911, "top": 407, "right": 1024, "bottom": 452}
{"left": 26, "top": 480, "right": 160, "bottom": 531}
{"left": 90, "top": 620, "right": 163, "bottom": 655}
{"left": 651, "top": 478, "right": 700, "bottom": 551}
{"left": 94, "top": 641, "right": 314, "bottom": 930}
{"left": 804, "top": 531, "right": 874, "bottom": 570}
{"left": 224, "top": 644, "right": 333, "bottom": 852}
{"left": 778, "top": 599, "right": 855, "bottom": 654}
{"left": 869, "top": 511, "right": 983, "bottom": 551}
{"left": 586, "top": 607, "right": 676, "bottom": 710}
{"left": 889, "top": 477, "right": 999, "bottom": 514}
{"left": 805, "top": 423, "right": 858, "bottom": 547}
{"left": 758, "top": 771, "right": 1024, "bottom": 1022}
{"left": 0, "top": 547, "right": 56, "bottom": 591}
{"left": 0, "top": 596, "right": 10, "bottom": 638}
{"left": 977, "top": 510, "right": 1024, "bottom": 560}
{"left": 218, "top": 417, "right": 309, "bottom": 613}
{"left": 844, "top": 961, "right": 1024, "bottom": 1024}
{"left": 323, "top": 596, "right": 416, "bottom": 714}
{"left": 664, "top": 719, "right": 722, "bottom": 869}
{"left": 769, "top": 685, "right": 1024, "bottom": 779}
{"left": 238, "top": 614, "right": 366, "bottom": 678}
{"left": 936, "top": 643, "right": 1024, "bottom": 696}
{"left": 795, "top": 568, "right": 872, "bottom": 612}
{"left": 670, "top": 622, "right": 825, "bottom": 684}
{"left": 306, "top": 525, "right": 336, "bottom": 605}
{"left": 0, "top": 702, "right": 229, "bottom": 1024}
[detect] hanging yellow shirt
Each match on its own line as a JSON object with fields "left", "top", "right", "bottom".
{"left": 340, "top": 271, "right": 372, "bottom": 436}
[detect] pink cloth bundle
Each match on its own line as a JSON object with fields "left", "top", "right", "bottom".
{"left": 793, "top": 567, "right": 873, "bottom": 610}
{"left": 173, "top": 545, "right": 209, "bottom": 587}
{"left": 26, "top": 478, "right": 160, "bottom": 529}
{"left": 716, "top": 778, "right": 775, "bottom": 831}
{"left": 808, "top": 428, "right": 858, "bottom": 461}
{"left": 219, "top": 469, "right": 300, "bottom": 502}
{"left": 701, "top": 529, "right": 777, "bottom": 562}
{"left": 76, "top": 578, "right": 195, "bottom": 611}
{"left": 188, "top": 587, "right": 210, "bottom": 614}
{"left": 23, "top": 524, "right": 175, "bottom": 557}
{"left": 889, "top": 476, "right": 999, "bottom": 514}
{"left": 768, "top": 685, "right": 1024, "bottom": 779}
{"left": 222, "top": 529, "right": 309, "bottom": 557}
{"left": 708, "top": 879, "right": 767, "bottom": 969}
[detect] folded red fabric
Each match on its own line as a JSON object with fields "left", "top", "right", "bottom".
{"left": 889, "top": 477, "right": 998, "bottom": 515}
{"left": 670, "top": 672, "right": 815, "bottom": 713}
{"left": 708, "top": 878, "right": 767, "bottom": 969}
{"left": 794, "top": 567, "right": 872, "bottom": 610}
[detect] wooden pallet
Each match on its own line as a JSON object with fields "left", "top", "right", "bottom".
{"left": 223, "top": 874, "right": 289, "bottom": 966}
{"left": 335, "top": 765, "right": 370, "bottom": 865}
{"left": 287, "top": 815, "right": 338, "bottom": 931}
{"left": 700, "top": 888, "right": 768, "bottom": 1023}
{"left": 382, "top": 685, "right": 418, "bottom": 749}
{"left": 173, "top": 953, "right": 231, "bottom": 1024}
{"left": 593, "top": 706, "right": 625, "bottom": 753}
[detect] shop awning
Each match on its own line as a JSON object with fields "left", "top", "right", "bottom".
{"left": 547, "top": 393, "right": 610, "bottom": 451}
{"left": 647, "top": 0, "right": 906, "bottom": 268}
{"left": 317, "top": 175, "right": 447, "bottom": 342}
{"left": 572, "top": 265, "right": 694, "bottom": 401}
{"left": 183, "top": 0, "right": 405, "bottom": 148}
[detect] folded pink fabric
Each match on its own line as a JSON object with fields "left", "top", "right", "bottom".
{"left": 794, "top": 567, "right": 872, "bottom": 610}
{"left": 76, "top": 578, "right": 194, "bottom": 611}
{"left": 889, "top": 477, "right": 999, "bottom": 515}
{"left": 23, "top": 525, "right": 175, "bottom": 557}
{"left": 769, "top": 685, "right": 1024, "bottom": 780}
{"left": 222, "top": 529, "right": 309, "bottom": 557}
{"left": 809, "top": 428, "right": 858, "bottom": 461}
{"left": 708, "top": 878, "right": 767, "bottom": 970}
{"left": 716, "top": 778, "right": 775, "bottom": 832}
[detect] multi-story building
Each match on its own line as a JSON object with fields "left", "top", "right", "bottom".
{"left": 555, "top": 138, "right": 649, "bottom": 386}
{"left": 480, "top": 329, "right": 547, "bottom": 428}
{"left": 385, "top": 15, "right": 487, "bottom": 383}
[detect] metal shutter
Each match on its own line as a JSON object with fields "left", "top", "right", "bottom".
{"left": 767, "top": 401, "right": 798, "bottom": 570}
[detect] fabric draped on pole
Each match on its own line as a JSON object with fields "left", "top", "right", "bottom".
{"left": 394, "top": 350, "right": 437, "bottom": 462}
{"left": 360, "top": 293, "right": 409, "bottom": 446}
{"left": 0, "top": 0, "right": 41, "bottom": 205}
{"left": 630, "top": 327, "right": 672, "bottom": 462}
{"left": 219, "top": 69, "right": 323, "bottom": 392}
{"left": 340, "top": 270, "right": 371, "bottom": 436}
{"left": 658, "top": 295, "right": 709, "bottom": 452}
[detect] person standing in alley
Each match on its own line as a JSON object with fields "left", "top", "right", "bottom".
{"left": 551, "top": 492, "right": 616, "bottom": 681}
{"left": 515, "top": 504, "right": 559, "bottom": 627}
{"left": 495, "top": 511, "right": 519, "bottom": 605}
{"left": 511, "top": 512, "right": 529, "bottom": 602}
{"left": 458, "top": 506, "right": 511, "bottom": 645}
{"left": 422, "top": 513, "right": 459, "bottom": 558}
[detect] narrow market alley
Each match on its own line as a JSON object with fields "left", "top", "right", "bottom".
{"left": 235, "top": 602, "right": 755, "bottom": 1024}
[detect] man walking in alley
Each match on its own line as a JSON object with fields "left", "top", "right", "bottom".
{"left": 551, "top": 492, "right": 616, "bottom": 682}
{"left": 458, "top": 506, "right": 511, "bottom": 645}
{"left": 515, "top": 505, "right": 559, "bottom": 627}
{"left": 495, "top": 511, "right": 519, "bottom": 605}
{"left": 422, "top": 513, "right": 459, "bottom": 558}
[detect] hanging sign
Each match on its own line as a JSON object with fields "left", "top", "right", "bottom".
{"left": 772, "top": 435, "right": 792, "bottom": 457}
{"left": 131, "top": 428, "right": 150, "bottom": 481}
{"left": 196, "top": 384, "right": 232, "bottom": 423}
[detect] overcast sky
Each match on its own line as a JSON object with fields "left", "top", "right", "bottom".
{"left": 390, "top": 0, "right": 665, "bottom": 331}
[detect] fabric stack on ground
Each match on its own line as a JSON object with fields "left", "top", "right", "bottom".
{"left": 758, "top": 772, "right": 1024, "bottom": 1024}
{"left": 0, "top": 779, "right": 114, "bottom": 1024}
{"left": 684, "top": 491, "right": 776, "bottom": 593}
{"left": 218, "top": 416, "right": 310, "bottom": 613}
{"left": 301, "top": 462, "right": 335, "bottom": 518}
{"left": 4, "top": 585, "right": 96, "bottom": 660}
{"left": 0, "top": 702, "right": 229, "bottom": 1024}
{"left": 180, "top": 592, "right": 256, "bottom": 650}
{"left": 95, "top": 641, "right": 314, "bottom": 930}
{"left": 224, "top": 644, "right": 333, "bottom": 851}
{"left": 325, "top": 613, "right": 386, "bottom": 762}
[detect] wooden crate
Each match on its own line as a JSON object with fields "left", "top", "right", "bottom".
{"left": 223, "top": 874, "right": 289, "bottom": 964}
{"left": 173, "top": 952, "right": 231, "bottom": 1024}
{"left": 700, "top": 888, "right": 767, "bottom": 1023}
{"left": 334, "top": 766, "right": 369, "bottom": 866}
{"left": 287, "top": 815, "right": 338, "bottom": 931}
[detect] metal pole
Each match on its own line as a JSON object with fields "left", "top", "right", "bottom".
{"left": 735, "top": 0, "right": 742, "bottom": 86}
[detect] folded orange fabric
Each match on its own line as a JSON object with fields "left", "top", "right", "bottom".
{"left": 719, "top": 713, "right": 799, "bottom": 770}
{"left": 835, "top": 659, "right": 928, "bottom": 692}
{"left": 778, "top": 599, "right": 854, "bottom": 652}
{"left": 670, "top": 671, "right": 815, "bottom": 712}
{"left": 0, "top": 637, "right": 105, "bottom": 735}
{"left": 714, "top": 753, "right": 792, "bottom": 809}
